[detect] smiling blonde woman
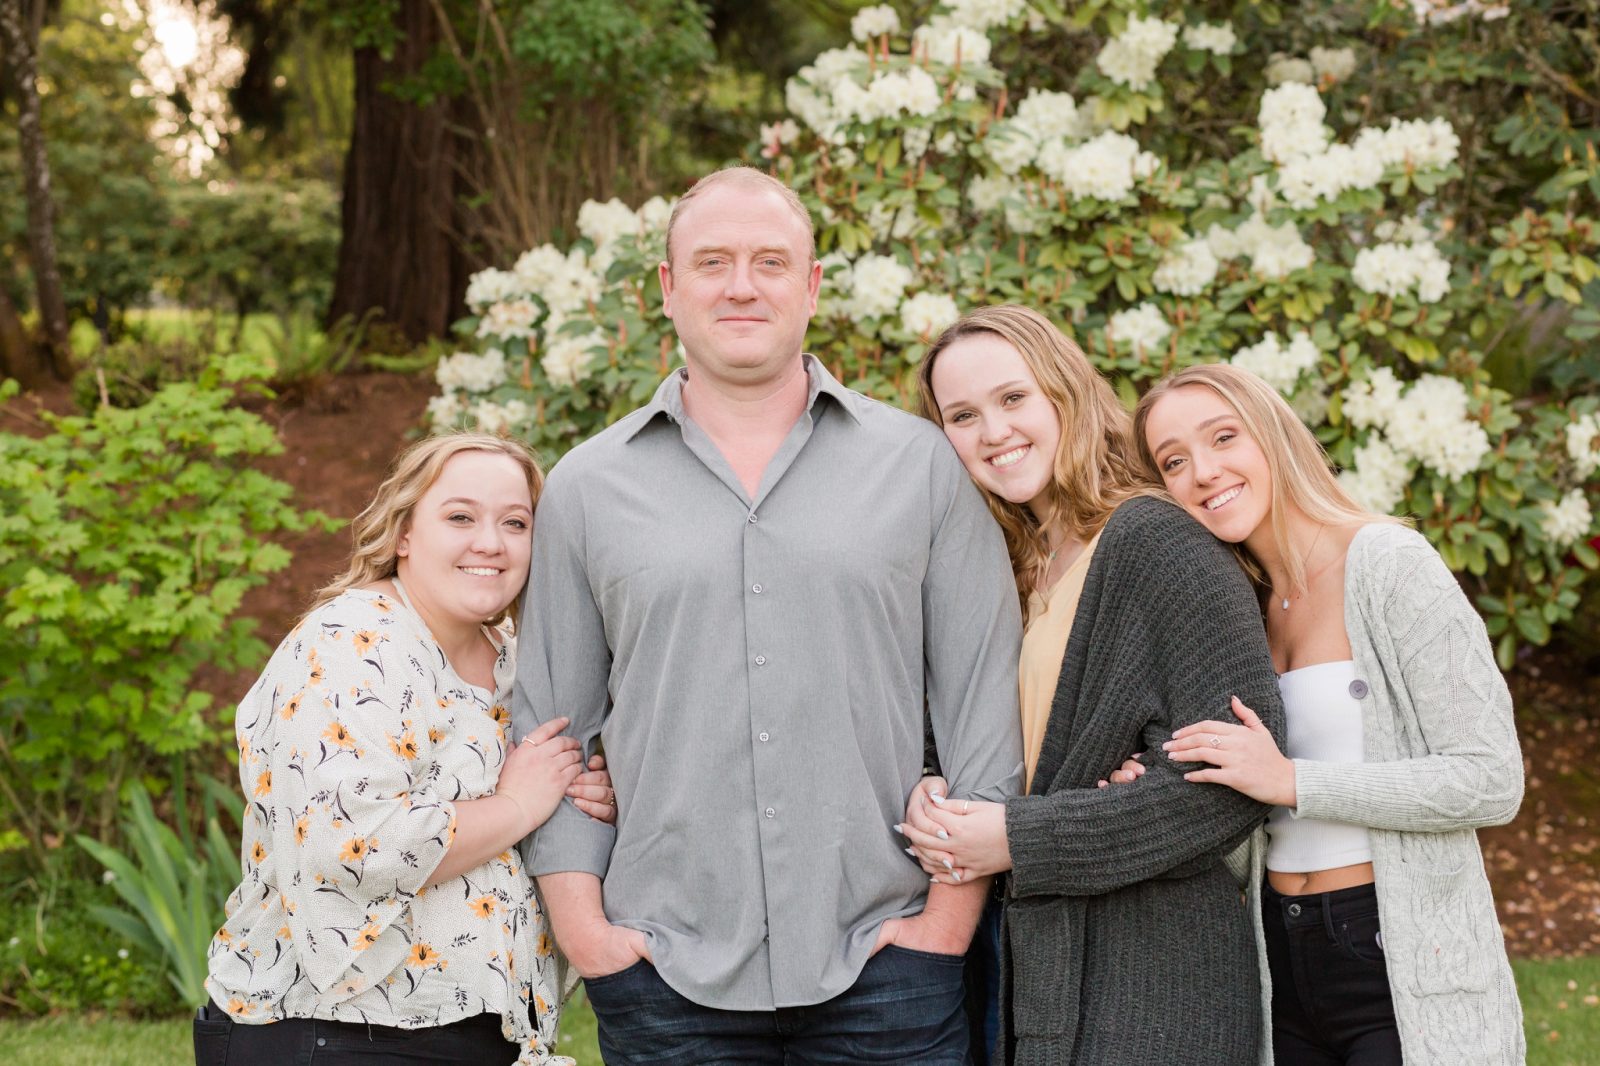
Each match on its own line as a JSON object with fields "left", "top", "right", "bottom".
{"left": 197, "top": 434, "right": 616, "bottom": 1066}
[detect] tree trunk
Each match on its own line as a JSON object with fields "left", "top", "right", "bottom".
{"left": 0, "top": 0, "right": 71, "bottom": 380}
{"left": 0, "top": 278, "right": 36, "bottom": 387}
{"left": 326, "top": 0, "right": 475, "bottom": 342}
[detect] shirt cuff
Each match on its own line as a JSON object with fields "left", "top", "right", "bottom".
{"left": 524, "top": 798, "right": 616, "bottom": 879}
{"left": 949, "top": 760, "right": 1025, "bottom": 804}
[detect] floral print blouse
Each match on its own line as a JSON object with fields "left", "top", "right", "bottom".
{"left": 205, "top": 588, "right": 571, "bottom": 1066}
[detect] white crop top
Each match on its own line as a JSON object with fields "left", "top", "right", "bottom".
{"left": 1265, "top": 659, "right": 1374, "bottom": 873}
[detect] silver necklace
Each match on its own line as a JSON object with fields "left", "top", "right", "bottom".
{"left": 1274, "top": 525, "right": 1327, "bottom": 611}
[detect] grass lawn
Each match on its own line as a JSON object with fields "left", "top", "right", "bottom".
{"left": 1, "top": 961, "right": 1594, "bottom": 1064}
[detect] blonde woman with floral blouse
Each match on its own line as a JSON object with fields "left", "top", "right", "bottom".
{"left": 197, "top": 434, "right": 617, "bottom": 1066}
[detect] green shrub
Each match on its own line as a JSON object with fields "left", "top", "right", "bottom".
{"left": 164, "top": 179, "right": 341, "bottom": 319}
{"left": 426, "top": 0, "right": 1600, "bottom": 666}
{"left": 0, "top": 877, "right": 171, "bottom": 1016}
{"left": 69, "top": 332, "right": 216, "bottom": 413}
{"left": 0, "top": 360, "right": 338, "bottom": 873}
{"left": 76, "top": 777, "right": 240, "bottom": 1008}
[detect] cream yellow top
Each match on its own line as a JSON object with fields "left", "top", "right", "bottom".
{"left": 1019, "top": 533, "right": 1101, "bottom": 791}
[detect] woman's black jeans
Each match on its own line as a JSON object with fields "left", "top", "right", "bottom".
{"left": 193, "top": 1000, "right": 521, "bottom": 1065}
{"left": 1263, "top": 881, "right": 1403, "bottom": 1066}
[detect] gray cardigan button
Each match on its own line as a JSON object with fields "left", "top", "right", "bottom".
{"left": 1349, "top": 679, "right": 1369, "bottom": 699}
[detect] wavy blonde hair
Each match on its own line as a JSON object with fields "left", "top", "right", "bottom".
{"left": 918, "top": 305, "right": 1152, "bottom": 605}
{"left": 1133, "top": 363, "right": 1404, "bottom": 596}
{"left": 312, "top": 433, "right": 545, "bottom": 627}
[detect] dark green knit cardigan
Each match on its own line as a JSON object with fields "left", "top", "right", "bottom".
{"left": 1000, "top": 495, "right": 1286, "bottom": 1066}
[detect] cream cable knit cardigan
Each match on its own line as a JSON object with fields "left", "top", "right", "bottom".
{"left": 1234, "top": 521, "right": 1526, "bottom": 1065}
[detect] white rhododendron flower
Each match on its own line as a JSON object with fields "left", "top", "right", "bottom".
{"left": 1342, "top": 366, "right": 1405, "bottom": 430}
{"left": 541, "top": 331, "right": 602, "bottom": 387}
{"left": 835, "top": 68, "right": 942, "bottom": 123}
{"left": 1095, "top": 16, "right": 1178, "bottom": 91}
{"left": 1205, "top": 214, "right": 1315, "bottom": 279}
{"left": 914, "top": 18, "right": 993, "bottom": 68}
{"left": 1152, "top": 239, "right": 1220, "bottom": 296}
{"left": 786, "top": 47, "right": 869, "bottom": 140}
{"left": 967, "top": 173, "right": 1020, "bottom": 212}
{"left": 1374, "top": 215, "right": 1432, "bottom": 243}
{"left": 1258, "top": 83, "right": 1328, "bottom": 163}
{"left": 1566, "top": 412, "right": 1600, "bottom": 479}
{"left": 760, "top": 118, "right": 802, "bottom": 159}
{"left": 577, "top": 198, "right": 639, "bottom": 249}
{"left": 944, "top": 0, "right": 1027, "bottom": 31}
{"left": 1106, "top": 303, "right": 1171, "bottom": 355}
{"left": 1265, "top": 53, "right": 1315, "bottom": 85}
{"left": 471, "top": 398, "right": 533, "bottom": 435}
{"left": 1412, "top": 0, "right": 1511, "bottom": 25}
{"left": 1037, "top": 130, "right": 1158, "bottom": 201}
{"left": 983, "top": 123, "right": 1041, "bottom": 174}
{"left": 900, "top": 291, "right": 961, "bottom": 337}
{"left": 1013, "top": 89, "right": 1086, "bottom": 142}
{"left": 1182, "top": 22, "right": 1236, "bottom": 54}
{"left": 1351, "top": 240, "right": 1452, "bottom": 303}
{"left": 1386, "top": 375, "right": 1491, "bottom": 479}
{"left": 464, "top": 268, "right": 524, "bottom": 312}
{"left": 478, "top": 299, "right": 541, "bottom": 340}
{"left": 1540, "top": 489, "right": 1593, "bottom": 548}
{"left": 1310, "top": 46, "right": 1358, "bottom": 82}
{"left": 435, "top": 348, "right": 508, "bottom": 394}
{"left": 1353, "top": 117, "right": 1460, "bottom": 171}
{"left": 1230, "top": 330, "right": 1320, "bottom": 393}
{"left": 637, "top": 195, "right": 673, "bottom": 233}
{"left": 425, "top": 391, "right": 466, "bottom": 426}
{"left": 1340, "top": 437, "right": 1412, "bottom": 513}
{"left": 1276, "top": 142, "right": 1385, "bottom": 209}
{"left": 848, "top": 254, "right": 914, "bottom": 318}
{"left": 1290, "top": 383, "right": 1331, "bottom": 427}
{"left": 850, "top": 4, "right": 899, "bottom": 41}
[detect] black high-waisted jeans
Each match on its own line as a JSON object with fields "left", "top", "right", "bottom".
{"left": 192, "top": 999, "right": 520, "bottom": 1065}
{"left": 1262, "top": 881, "right": 1403, "bottom": 1066}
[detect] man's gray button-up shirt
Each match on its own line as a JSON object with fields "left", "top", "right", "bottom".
{"left": 514, "top": 356, "right": 1023, "bottom": 1010}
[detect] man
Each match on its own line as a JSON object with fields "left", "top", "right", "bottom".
{"left": 513, "top": 166, "right": 1022, "bottom": 1064}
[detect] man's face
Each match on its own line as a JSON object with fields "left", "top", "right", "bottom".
{"left": 659, "top": 183, "right": 821, "bottom": 388}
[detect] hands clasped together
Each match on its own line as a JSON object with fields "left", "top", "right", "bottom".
{"left": 496, "top": 715, "right": 619, "bottom": 832}
{"left": 899, "top": 696, "right": 1294, "bottom": 883}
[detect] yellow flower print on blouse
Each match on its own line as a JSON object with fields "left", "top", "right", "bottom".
{"left": 205, "top": 590, "right": 564, "bottom": 1063}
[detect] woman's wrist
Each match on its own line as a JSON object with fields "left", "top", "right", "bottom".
{"left": 498, "top": 790, "right": 535, "bottom": 835}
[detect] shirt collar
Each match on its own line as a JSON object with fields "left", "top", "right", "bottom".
{"left": 624, "top": 354, "right": 861, "bottom": 442}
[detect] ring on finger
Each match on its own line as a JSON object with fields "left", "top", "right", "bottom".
{"left": 1208, "top": 735, "right": 1222, "bottom": 748}
{"left": 962, "top": 799, "right": 971, "bottom": 813}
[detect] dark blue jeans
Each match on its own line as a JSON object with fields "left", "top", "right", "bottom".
{"left": 1263, "top": 881, "right": 1403, "bottom": 1066}
{"left": 584, "top": 945, "right": 972, "bottom": 1065}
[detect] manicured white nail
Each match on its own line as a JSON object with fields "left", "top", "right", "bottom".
{"left": 893, "top": 823, "right": 905, "bottom": 834}
{"left": 930, "top": 793, "right": 946, "bottom": 805}
{"left": 937, "top": 829, "right": 949, "bottom": 840}
{"left": 904, "top": 847, "right": 916, "bottom": 857}
{"left": 952, "top": 870, "right": 962, "bottom": 882}
{"left": 942, "top": 859, "right": 954, "bottom": 870}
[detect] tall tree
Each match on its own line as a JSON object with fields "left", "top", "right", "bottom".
{"left": 0, "top": 0, "right": 70, "bottom": 382}
{"left": 326, "top": 0, "right": 473, "bottom": 341}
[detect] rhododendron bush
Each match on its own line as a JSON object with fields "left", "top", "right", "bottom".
{"left": 428, "top": 0, "right": 1600, "bottom": 666}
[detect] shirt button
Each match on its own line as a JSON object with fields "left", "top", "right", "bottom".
{"left": 758, "top": 731, "right": 770, "bottom": 742}
{"left": 1349, "top": 679, "right": 1369, "bottom": 700}
{"left": 317, "top": 1038, "right": 328, "bottom": 1047}
{"left": 764, "top": 807, "right": 776, "bottom": 819}
{"left": 748, "top": 513, "right": 758, "bottom": 524}
{"left": 755, "top": 655, "right": 767, "bottom": 666}
{"left": 751, "top": 583, "right": 764, "bottom": 594}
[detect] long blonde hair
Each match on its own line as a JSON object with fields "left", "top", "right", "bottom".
{"left": 312, "top": 433, "right": 545, "bottom": 626}
{"left": 1133, "top": 363, "right": 1403, "bottom": 596}
{"left": 918, "top": 305, "right": 1150, "bottom": 605}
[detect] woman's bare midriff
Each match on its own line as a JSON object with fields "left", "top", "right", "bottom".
{"left": 1268, "top": 862, "right": 1376, "bottom": 895}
